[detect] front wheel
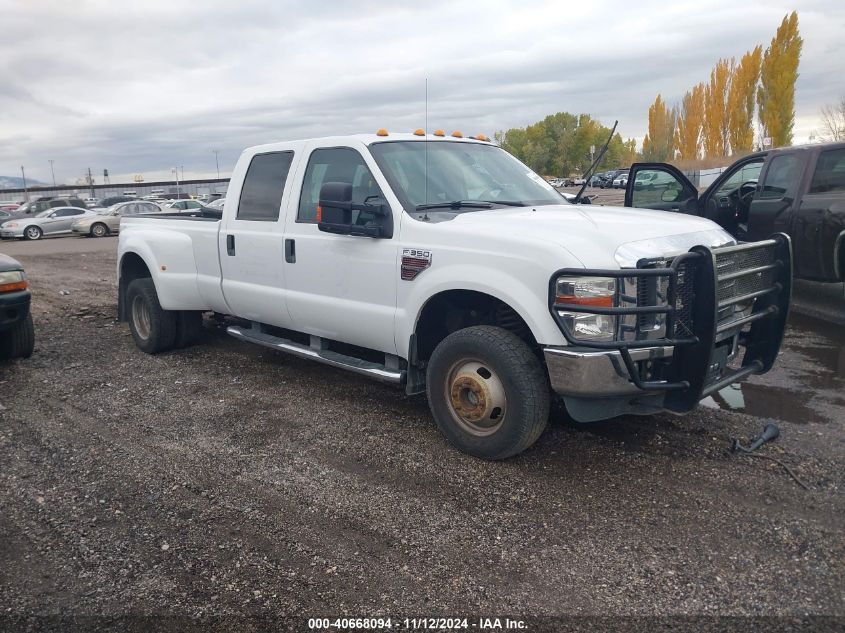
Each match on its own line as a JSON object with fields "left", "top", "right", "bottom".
{"left": 24, "top": 226, "right": 42, "bottom": 240}
{"left": 91, "top": 223, "right": 109, "bottom": 238}
{"left": 426, "top": 326, "right": 550, "bottom": 460}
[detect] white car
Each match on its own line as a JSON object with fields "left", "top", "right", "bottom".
{"left": 1, "top": 206, "right": 96, "bottom": 240}
{"left": 613, "top": 173, "right": 630, "bottom": 188}
{"left": 115, "top": 132, "right": 791, "bottom": 459}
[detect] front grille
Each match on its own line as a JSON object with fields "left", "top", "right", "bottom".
{"left": 715, "top": 244, "right": 776, "bottom": 305}
{"left": 673, "top": 261, "right": 696, "bottom": 337}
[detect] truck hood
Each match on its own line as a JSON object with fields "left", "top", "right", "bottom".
{"left": 449, "top": 204, "right": 735, "bottom": 268}
{"left": 0, "top": 253, "right": 23, "bottom": 272}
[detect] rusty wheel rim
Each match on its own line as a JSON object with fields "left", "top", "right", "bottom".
{"left": 444, "top": 359, "right": 507, "bottom": 437}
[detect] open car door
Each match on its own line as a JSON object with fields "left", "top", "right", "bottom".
{"left": 624, "top": 163, "right": 699, "bottom": 214}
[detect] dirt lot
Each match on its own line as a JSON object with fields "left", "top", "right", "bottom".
{"left": 0, "top": 237, "right": 843, "bottom": 630}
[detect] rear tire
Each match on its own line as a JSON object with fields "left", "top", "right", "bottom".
{"left": 126, "top": 278, "right": 177, "bottom": 354}
{"left": 426, "top": 325, "right": 550, "bottom": 460}
{"left": 0, "top": 312, "right": 35, "bottom": 360}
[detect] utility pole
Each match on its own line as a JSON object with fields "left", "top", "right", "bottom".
{"left": 87, "top": 167, "right": 94, "bottom": 198}
{"left": 213, "top": 150, "right": 220, "bottom": 179}
{"left": 20, "top": 166, "right": 29, "bottom": 202}
{"left": 173, "top": 166, "right": 180, "bottom": 194}
{"left": 48, "top": 159, "right": 56, "bottom": 187}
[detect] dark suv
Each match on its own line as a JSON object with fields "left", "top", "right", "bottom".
{"left": 0, "top": 254, "right": 34, "bottom": 360}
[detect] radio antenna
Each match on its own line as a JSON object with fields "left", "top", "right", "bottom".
{"left": 424, "top": 77, "right": 428, "bottom": 206}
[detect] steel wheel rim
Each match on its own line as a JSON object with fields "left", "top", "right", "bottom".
{"left": 93, "top": 224, "right": 106, "bottom": 237}
{"left": 131, "top": 295, "right": 151, "bottom": 340}
{"left": 444, "top": 358, "right": 507, "bottom": 436}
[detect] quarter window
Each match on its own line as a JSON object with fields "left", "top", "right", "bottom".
{"left": 237, "top": 151, "right": 294, "bottom": 221}
{"left": 809, "top": 148, "right": 845, "bottom": 194}
{"left": 297, "top": 148, "right": 383, "bottom": 223}
{"left": 759, "top": 154, "right": 796, "bottom": 199}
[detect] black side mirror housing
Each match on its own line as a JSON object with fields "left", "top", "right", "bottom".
{"left": 317, "top": 182, "right": 392, "bottom": 238}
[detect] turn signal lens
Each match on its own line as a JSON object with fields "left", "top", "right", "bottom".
{"left": 316, "top": 205, "right": 323, "bottom": 222}
{"left": 555, "top": 295, "right": 613, "bottom": 308}
{"left": 0, "top": 270, "right": 27, "bottom": 293}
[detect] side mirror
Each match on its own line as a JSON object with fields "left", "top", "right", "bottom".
{"left": 317, "top": 182, "right": 391, "bottom": 238}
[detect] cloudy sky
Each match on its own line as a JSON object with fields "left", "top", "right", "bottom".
{"left": 1, "top": 0, "right": 842, "bottom": 185}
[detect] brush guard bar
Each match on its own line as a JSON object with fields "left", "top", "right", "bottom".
{"left": 548, "top": 234, "right": 792, "bottom": 412}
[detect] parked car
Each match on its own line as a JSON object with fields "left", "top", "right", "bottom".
{"left": 165, "top": 200, "right": 206, "bottom": 212}
{"left": 624, "top": 141, "right": 845, "bottom": 283}
{"left": 0, "top": 253, "right": 35, "bottom": 360}
{"left": 83, "top": 198, "right": 100, "bottom": 208}
{"left": 72, "top": 201, "right": 164, "bottom": 237}
{"left": 116, "top": 132, "right": 790, "bottom": 460}
{"left": 94, "top": 196, "right": 137, "bottom": 210}
{"left": 207, "top": 197, "right": 226, "bottom": 209}
{"left": 1, "top": 206, "right": 96, "bottom": 240}
{"left": 14, "top": 197, "right": 87, "bottom": 216}
{"left": 572, "top": 176, "right": 586, "bottom": 185}
{"left": 0, "top": 202, "right": 20, "bottom": 213}
{"left": 613, "top": 172, "right": 630, "bottom": 188}
{"left": 0, "top": 210, "right": 14, "bottom": 221}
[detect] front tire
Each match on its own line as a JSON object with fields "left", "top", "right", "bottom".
{"left": 0, "top": 312, "right": 35, "bottom": 360}
{"left": 91, "top": 223, "right": 109, "bottom": 238}
{"left": 426, "top": 325, "right": 550, "bottom": 460}
{"left": 126, "top": 278, "right": 177, "bottom": 354}
{"left": 24, "top": 226, "right": 42, "bottom": 240}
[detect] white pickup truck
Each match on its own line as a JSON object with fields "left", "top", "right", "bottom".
{"left": 117, "top": 132, "right": 792, "bottom": 459}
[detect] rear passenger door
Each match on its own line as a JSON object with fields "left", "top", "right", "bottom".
{"left": 219, "top": 149, "right": 297, "bottom": 326}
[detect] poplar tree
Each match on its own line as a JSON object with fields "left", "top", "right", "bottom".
{"left": 758, "top": 11, "right": 802, "bottom": 147}
{"left": 676, "top": 83, "right": 705, "bottom": 160}
{"left": 642, "top": 94, "right": 677, "bottom": 162}
{"left": 727, "top": 46, "right": 762, "bottom": 153}
{"left": 703, "top": 59, "right": 732, "bottom": 157}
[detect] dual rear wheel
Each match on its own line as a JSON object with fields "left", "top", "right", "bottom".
{"left": 126, "top": 278, "right": 203, "bottom": 353}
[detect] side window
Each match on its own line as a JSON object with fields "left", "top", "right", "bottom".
{"left": 49, "top": 200, "right": 64, "bottom": 208}
{"left": 630, "top": 169, "right": 687, "bottom": 207}
{"left": 297, "top": 147, "right": 383, "bottom": 223}
{"left": 713, "top": 159, "right": 764, "bottom": 197}
{"left": 759, "top": 154, "right": 796, "bottom": 199}
{"left": 809, "top": 148, "right": 845, "bottom": 194}
{"left": 237, "top": 151, "right": 294, "bottom": 221}
{"left": 121, "top": 204, "right": 138, "bottom": 216}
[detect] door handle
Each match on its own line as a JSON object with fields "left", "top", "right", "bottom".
{"left": 285, "top": 238, "right": 296, "bottom": 263}
{"left": 226, "top": 234, "right": 235, "bottom": 256}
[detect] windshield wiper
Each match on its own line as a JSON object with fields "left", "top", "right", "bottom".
{"left": 415, "top": 200, "right": 493, "bottom": 211}
{"left": 478, "top": 200, "right": 525, "bottom": 207}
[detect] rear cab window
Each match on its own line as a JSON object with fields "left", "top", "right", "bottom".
{"left": 809, "top": 148, "right": 845, "bottom": 194}
{"left": 237, "top": 151, "right": 294, "bottom": 221}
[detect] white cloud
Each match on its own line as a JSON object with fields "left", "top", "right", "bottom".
{"left": 0, "top": 0, "right": 841, "bottom": 183}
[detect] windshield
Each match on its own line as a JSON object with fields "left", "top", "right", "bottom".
{"left": 370, "top": 141, "right": 564, "bottom": 211}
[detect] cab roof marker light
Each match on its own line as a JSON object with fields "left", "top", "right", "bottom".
{"left": 376, "top": 128, "right": 389, "bottom": 136}
{"left": 451, "top": 131, "right": 463, "bottom": 138}
{"left": 433, "top": 130, "right": 445, "bottom": 137}
{"left": 476, "top": 133, "right": 489, "bottom": 142}
{"left": 413, "top": 129, "right": 425, "bottom": 136}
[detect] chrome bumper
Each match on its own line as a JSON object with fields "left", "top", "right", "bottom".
{"left": 544, "top": 346, "right": 674, "bottom": 397}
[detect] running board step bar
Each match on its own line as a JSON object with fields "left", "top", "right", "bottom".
{"left": 226, "top": 325, "right": 406, "bottom": 385}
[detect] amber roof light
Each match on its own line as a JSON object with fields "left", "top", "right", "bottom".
{"left": 451, "top": 131, "right": 463, "bottom": 138}
{"left": 376, "top": 128, "right": 389, "bottom": 136}
{"left": 413, "top": 129, "right": 425, "bottom": 136}
{"left": 433, "top": 129, "right": 445, "bottom": 137}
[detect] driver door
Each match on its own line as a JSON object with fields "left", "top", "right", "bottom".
{"left": 624, "top": 163, "right": 699, "bottom": 213}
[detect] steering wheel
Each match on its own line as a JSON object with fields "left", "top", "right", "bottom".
{"left": 736, "top": 180, "right": 757, "bottom": 209}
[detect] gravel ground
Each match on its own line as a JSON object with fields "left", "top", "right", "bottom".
{"left": 0, "top": 239, "right": 843, "bottom": 631}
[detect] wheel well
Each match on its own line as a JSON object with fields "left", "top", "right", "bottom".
{"left": 118, "top": 252, "right": 152, "bottom": 321}
{"left": 413, "top": 290, "right": 538, "bottom": 365}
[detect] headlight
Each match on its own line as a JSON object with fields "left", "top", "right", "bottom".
{"left": 554, "top": 275, "right": 618, "bottom": 341}
{"left": 3, "top": 222, "right": 19, "bottom": 228}
{"left": 0, "top": 270, "right": 27, "bottom": 293}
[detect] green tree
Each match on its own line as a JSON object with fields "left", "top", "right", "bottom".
{"left": 758, "top": 11, "right": 803, "bottom": 147}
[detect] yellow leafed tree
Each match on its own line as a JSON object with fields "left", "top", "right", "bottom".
{"left": 676, "top": 83, "right": 705, "bottom": 160}
{"left": 727, "top": 46, "right": 762, "bottom": 153}
{"left": 758, "top": 11, "right": 803, "bottom": 147}
{"left": 642, "top": 94, "right": 676, "bottom": 162}
{"left": 703, "top": 59, "right": 732, "bottom": 157}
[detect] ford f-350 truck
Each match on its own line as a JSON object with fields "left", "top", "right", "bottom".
{"left": 117, "top": 132, "right": 792, "bottom": 459}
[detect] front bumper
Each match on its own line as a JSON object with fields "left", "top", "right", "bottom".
{"left": 0, "top": 229, "right": 22, "bottom": 239}
{"left": 545, "top": 345, "right": 674, "bottom": 397}
{"left": 0, "top": 289, "right": 31, "bottom": 332}
{"left": 546, "top": 234, "right": 793, "bottom": 413}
